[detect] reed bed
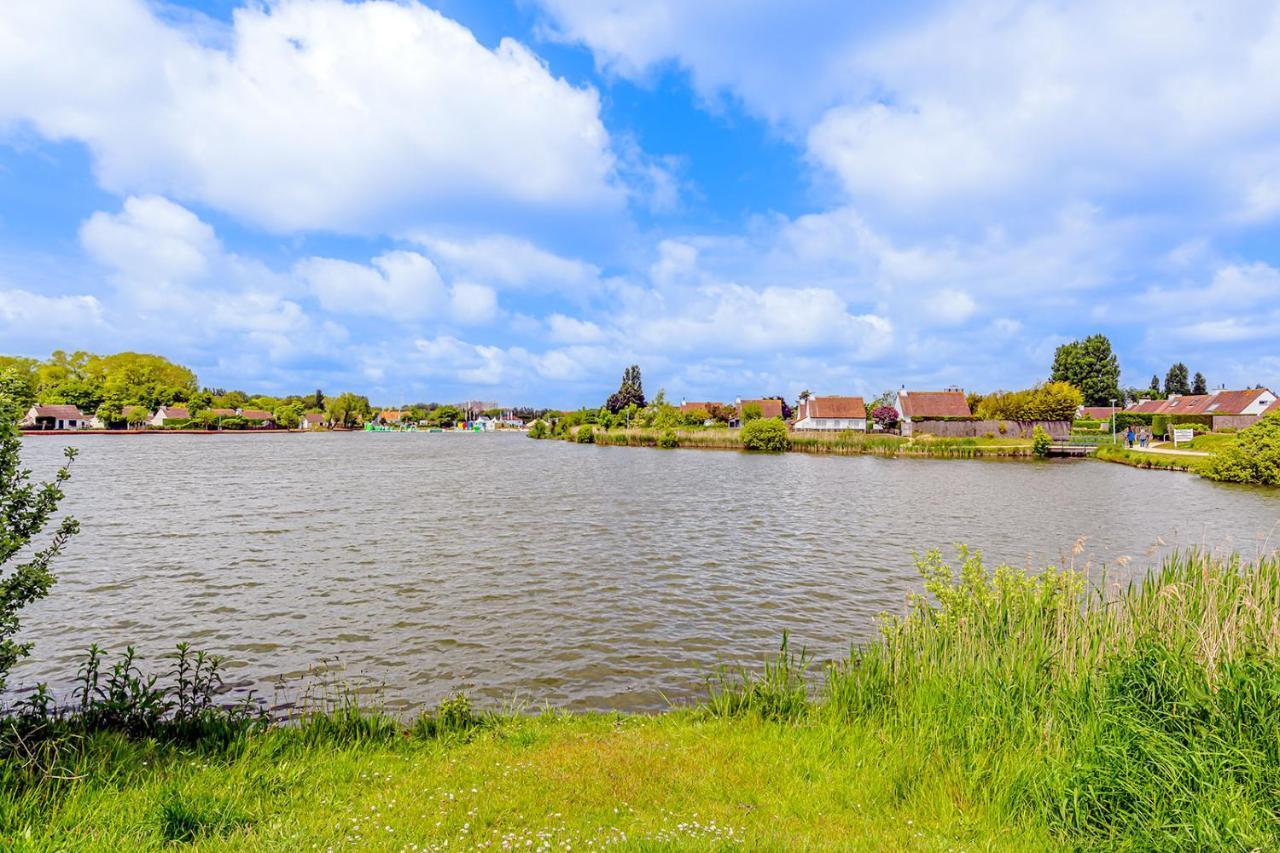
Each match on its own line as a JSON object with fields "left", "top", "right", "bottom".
{"left": 711, "top": 547, "right": 1280, "bottom": 848}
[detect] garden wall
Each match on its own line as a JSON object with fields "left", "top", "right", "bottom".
{"left": 1212, "top": 414, "right": 1259, "bottom": 432}
{"left": 908, "top": 419, "right": 1072, "bottom": 439}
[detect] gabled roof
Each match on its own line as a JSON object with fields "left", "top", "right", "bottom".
{"left": 800, "top": 396, "right": 866, "bottom": 420}
{"left": 302, "top": 412, "right": 325, "bottom": 423}
{"left": 1127, "top": 389, "right": 1274, "bottom": 417}
{"left": 897, "top": 391, "right": 971, "bottom": 418}
{"left": 208, "top": 408, "right": 237, "bottom": 417}
{"left": 1199, "top": 389, "right": 1272, "bottom": 415}
{"left": 239, "top": 409, "right": 273, "bottom": 420}
{"left": 157, "top": 406, "right": 190, "bottom": 420}
{"left": 1079, "top": 407, "right": 1119, "bottom": 421}
{"left": 1264, "top": 398, "right": 1280, "bottom": 416}
{"left": 1126, "top": 399, "right": 1167, "bottom": 414}
{"left": 680, "top": 401, "right": 720, "bottom": 413}
{"left": 31, "top": 404, "right": 85, "bottom": 419}
{"left": 737, "top": 398, "right": 784, "bottom": 419}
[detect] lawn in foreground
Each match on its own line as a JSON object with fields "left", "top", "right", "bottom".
{"left": 15, "top": 712, "right": 1049, "bottom": 851}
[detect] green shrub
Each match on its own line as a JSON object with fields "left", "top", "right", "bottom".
{"left": 412, "top": 692, "right": 482, "bottom": 739}
{"left": 1203, "top": 413, "right": 1280, "bottom": 486}
{"left": 0, "top": 411, "right": 77, "bottom": 691}
{"left": 741, "top": 418, "right": 790, "bottom": 452}
{"left": 656, "top": 429, "right": 679, "bottom": 449}
{"left": 1152, "top": 413, "right": 1212, "bottom": 437}
{"left": 574, "top": 426, "right": 595, "bottom": 444}
{"left": 527, "top": 419, "right": 547, "bottom": 439}
{"left": 1032, "top": 425, "right": 1052, "bottom": 457}
{"left": 1111, "top": 412, "right": 1154, "bottom": 431}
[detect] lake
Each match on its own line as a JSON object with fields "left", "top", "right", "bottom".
{"left": 14, "top": 432, "right": 1280, "bottom": 712}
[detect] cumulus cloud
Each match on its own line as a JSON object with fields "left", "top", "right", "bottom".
{"left": 410, "top": 234, "right": 604, "bottom": 292}
{"left": 0, "top": 289, "right": 104, "bottom": 349}
{"left": 0, "top": 0, "right": 623, "bottom": 233}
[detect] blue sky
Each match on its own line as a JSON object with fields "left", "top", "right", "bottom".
{"left": 2, "top": 0, "right": 1278, "bottom": 407}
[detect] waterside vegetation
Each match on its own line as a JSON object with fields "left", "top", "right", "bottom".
{"left": 8, "top": 548, "right": 1280, "bottom": 848}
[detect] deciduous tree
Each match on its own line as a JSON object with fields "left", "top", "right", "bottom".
{"left": 1049, "top": 334, "right": 1121, "bottom": 407}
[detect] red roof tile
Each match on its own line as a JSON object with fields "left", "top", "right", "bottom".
{"left": 31, "top": 404, "right": 85, "bottom": 419}
{"left": 800, "top": 396, "right": 866, "bottom": 420}
{"left": 1200, "top": 389, "right": 1271, "bottom": 415}
{"left": 738, "top": 399, "right": 784, "bottom": 419}
{"left": 680, "top": 401, "right": 720, "bottom": 413}
{"left": 238, "top": 409, "right": 273, "bottom": 421}
{"left": 898, "top": 391, "right": 970, "bottom": 418}
{"left": 1079, "top": 407, "right": 1119, "bottom": 421}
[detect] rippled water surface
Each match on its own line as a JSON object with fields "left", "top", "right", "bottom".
{"left": 15, "top": 432, "right": 1280, "bottom": 711}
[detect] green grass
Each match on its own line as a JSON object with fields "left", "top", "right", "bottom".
{"left": 577, "top": 427, "right": 1036, "bottom": 458}
{"left": 7, "top": 549, "right": 1280, "bottom": 849}
{"left": 1094, "top": 443, "right": 1209, "bottom": 472}
{"left": 2, "top": 713, "right": 1051, "bottom": 850}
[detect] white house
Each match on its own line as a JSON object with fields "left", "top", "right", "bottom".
{"left": 20, "top": 405, "right": 88, "bottom": 430}
{"left": 793, "top": 396, "right": 867, "bottom": 431}
{"left": 300, "top": 412, "right": 325, "bottom": 430}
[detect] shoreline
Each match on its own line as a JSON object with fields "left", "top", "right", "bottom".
{"left": 11, "top": 548, "right": 1280, "bottom": 848}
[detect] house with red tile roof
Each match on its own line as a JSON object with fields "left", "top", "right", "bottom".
{"left": 237, "top": 409, "right": 275, "bottom": 426}
{"left": 1078, "top": 406, "right": 1122, "bottom": 421}
{"left": 893, "top": 389, "right": 969, "bottom": 421}
{"left": 1125, "top": 398, "right": 1168, "bottom": 415}
{"left": 20, "top": 404, "right": 88, "bottom": 430}
{"left": 1126, "top": 389, "right": 1276, "bottom": 424}
{"left": 794, "top": 396, "right": 867, "bottom": 431}
{"left": 300, "top": 412, "right": 326, "bottom": 430}
{"left": 679, "top": 401, "right": 721, "bottom": 414}
{"left": 735, "top": 398, "right": 785, "bottom": 422}
{"left": 148, "top": 405, "right": 191, "bottom": 426}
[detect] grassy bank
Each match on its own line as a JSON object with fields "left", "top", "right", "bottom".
{"left": 1094, "top": 443, "right": 1209, "bottom": 473}
{"left": 7, "top": 549, "right": 1280, "bottom": 849}
{"left": 576, "top": 426, "right": 1037, "bottom": 458}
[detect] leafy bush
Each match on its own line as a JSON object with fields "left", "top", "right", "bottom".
{"left": 741, "top": 418, "right": 790, "bottom": 451}
{"left": 1032, "top": 425, "right": 1053, "bottom": 457}
{"left": 740, "top": 403, "right": 763, "bottom": 424}
{"left": 1111, "top": 412, "right": 1153, "bottom": 431}
{"left": 574, "top": 426, "right": 595, "bottom": 444}
{"left": 527, "top": 419, "right": 547, "bottom": 439}
{"left": 1203, "top": 413, "right": 1280, "bottom": 486}
{"left": 0, "top": 411, "right": 77, "bottom": 692}
{"left": 656, "top": 429, "right": 679, "bottom": 449}
{"left": 977, "top": 382, "right": 1082, "bottom": 421}
{"left": 871, "top": 405, "right": 899, "bottom": 430}
{"left": 1152, "top": 413, "right": 1213, "bottom": 437}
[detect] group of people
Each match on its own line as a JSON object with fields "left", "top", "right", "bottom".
{"left": 1124, "top": 426, "right": 1152, "bottom": 448}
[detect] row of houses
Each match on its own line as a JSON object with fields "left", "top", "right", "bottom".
{"left": 685, "top": 385, "right": 1280, "bottom": 434}
{"left": 372, "top": 410, "right": 525, "bottom": 429}
{"left": 1081, "top": 387, "right": 1279, "bottom": 430}
{"left": 18, "top": 404, "right": 304, "bottom": 430}
{"left": 680, "top": 389, "right": 972, "bottom": 432}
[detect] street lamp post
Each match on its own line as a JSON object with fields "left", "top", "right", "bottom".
{"left": 1110, "top": 398, "right": 1117, "bottom": 445}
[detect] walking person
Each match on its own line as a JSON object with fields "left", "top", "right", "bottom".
{"left": 1126, "top": 426, "right": 1136, "bottom": 448}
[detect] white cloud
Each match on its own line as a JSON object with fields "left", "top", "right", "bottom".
{"left": 547, "top": 314, "right": 606, "bottom": 344}
{"left": 449, "top": 283, "right": 498, "bottom": 326}
{"left": 805, "top": 1, "right": 1280, "bottom": 219}
{"left": 0, "top": 0, "right": 623, "bottom": 233}
{"left": 0, "top": 289, "right": 104, "bottom": 348}
{"left": 411, "top": 234, "right": 603, "bottom": 292}
{"left": 80, "top": 195, "right": 218, "bottom": 286}
{"left": 296, "top": 251, "right": 447, "bottom": 321}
